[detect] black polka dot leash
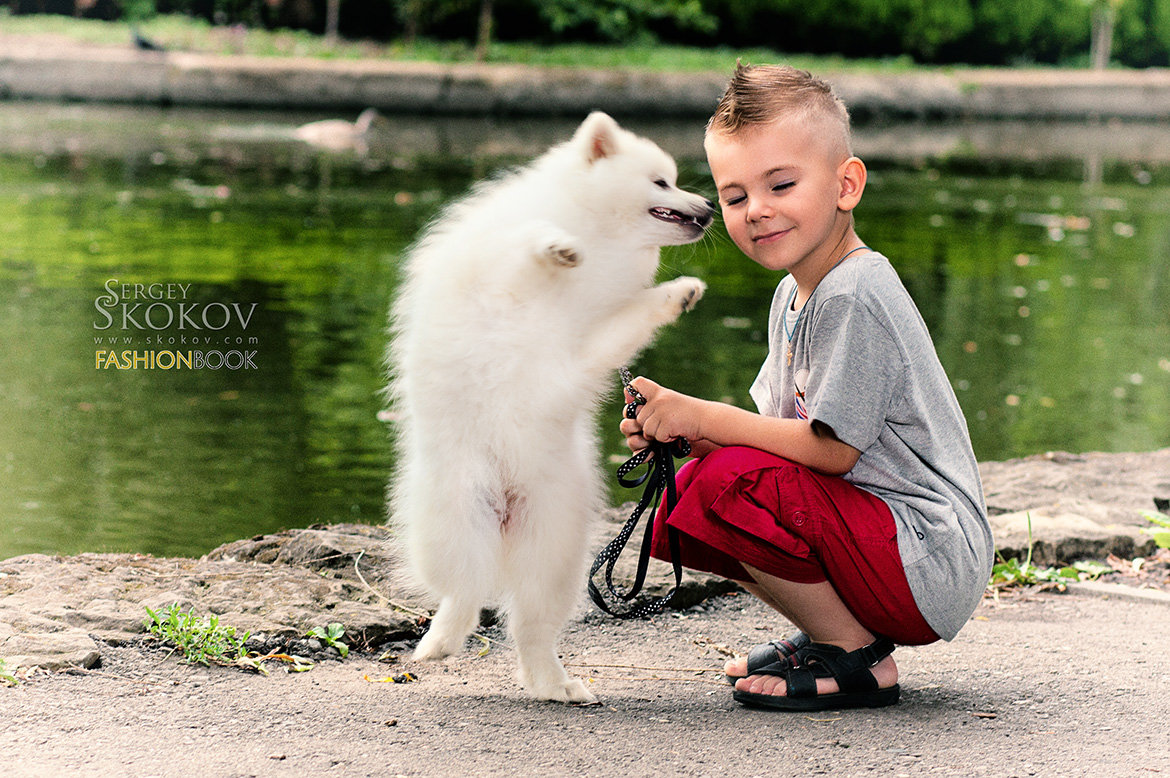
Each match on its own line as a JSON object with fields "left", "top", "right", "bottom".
{"left": 588, "top": 368, "right": 687, "bottom": 619}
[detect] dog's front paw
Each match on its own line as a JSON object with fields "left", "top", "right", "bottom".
{"left": 658, "top": 276, "right": 706, "bottom": 320}
{"left": 537, "top": 235, "right": 582, "bottom": 268}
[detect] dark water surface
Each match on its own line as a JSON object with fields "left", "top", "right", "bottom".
{"left": 1, "top": 103, "right": 1167, "bottom": 558}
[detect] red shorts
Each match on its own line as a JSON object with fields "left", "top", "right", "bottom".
{"left": 650, "top": 445, "right": 938, "bottom": 646}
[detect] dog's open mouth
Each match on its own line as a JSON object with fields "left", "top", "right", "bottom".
{"left": 650, "top": 207, "right": 711, "bottom": 229}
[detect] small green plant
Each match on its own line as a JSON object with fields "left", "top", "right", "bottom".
{"left": 144, "top": 603, "right": 251, "bottom": 666}
{"left": 306, "top": 623, "right": 349, "bottom": 658}
{"left": 0, "top": 658, "right": 18, "bottom": 687}
{"left": 1141, "top": 510, "right": 1170, "bottom": 549}
{"left": 144, "top": 604, "right": 318, "bottom": 675}
{"left": 987, "top": 513, "right": 1109, "bottom": 592}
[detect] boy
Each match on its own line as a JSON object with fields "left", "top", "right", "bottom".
{"left": 619, "top": 64, "right": 993, "bottom": 711}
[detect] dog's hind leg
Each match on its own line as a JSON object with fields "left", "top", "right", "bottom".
{"left": 501, "top": 482, "right": 597, "bottom": 703}
{"left": 406, "top": 478, "right": 499, "bottom": 661}
{"left": 508, "top": 585, "right": 595, "bottom": 703}
{"left": 413, "top": 593, "right": 483, "bottom": 661}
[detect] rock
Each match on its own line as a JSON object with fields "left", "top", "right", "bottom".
{"left": 206, "top": 522, "right": 398, "bottom": 589}
{"left": 979, "top": 448, "right": 1170, "bottom": 564}
{"left": 1, "top": 450, "right": 1166, "bottom": 672}
{"left": 0, "top": 527, "right": 419, "bottom": 671}
{"left": 1, "top": 629, "right": 100, "bottom": 671}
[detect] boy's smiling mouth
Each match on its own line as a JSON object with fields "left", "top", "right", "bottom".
{"left": 753, "top": 227, "right": 792, "bottom": 244}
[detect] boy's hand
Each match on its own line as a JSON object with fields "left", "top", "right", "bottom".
{"left": 619, "top": 377, "right": 703, "bottom": 449}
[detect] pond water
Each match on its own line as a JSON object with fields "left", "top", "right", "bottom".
{"left": 1, "top": 103, "right": 1168, "bottom": 559}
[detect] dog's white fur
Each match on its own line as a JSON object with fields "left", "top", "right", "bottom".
{"left": 387, "top": 112, "right": 712, "bottom": 702}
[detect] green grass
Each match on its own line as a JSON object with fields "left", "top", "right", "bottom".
{"left": 143, "top": 604, "right": 324, "bottom": 674}
{"left": 143, "top": 603, "right": 253, "bottom": 666}
{"left": 0, "top": 657, "right": 18, "bottom": 686}
{"left": 1142, "top": 510, "right": 1170, "bottom": 548}
{"left": 0, "top": 11, "right": 917, "bottom": 72}
{"left": 987, "top": 513, "right": 1111, "bottom": 593}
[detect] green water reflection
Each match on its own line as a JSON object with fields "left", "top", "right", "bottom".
{"left": 1, "top": 104, "right": 1167, "bottom": 559}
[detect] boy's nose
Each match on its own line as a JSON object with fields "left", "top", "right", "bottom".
{"left": 746, "top": 199, "right": 772, "bottom": 222}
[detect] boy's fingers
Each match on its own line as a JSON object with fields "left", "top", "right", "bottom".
{"left": 629, "top": 376, "right": 654, "bottom": 399}
{"left": 625, "top": 434, "right": 650, "bottom": 452}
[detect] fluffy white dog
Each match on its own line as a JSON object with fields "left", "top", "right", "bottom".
{"left": 388, "top": 112, "right": 713, "bottom": 702}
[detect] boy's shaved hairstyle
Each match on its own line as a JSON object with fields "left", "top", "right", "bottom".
{"left": 707, "top": 62, "right": 853, "bottom": 156}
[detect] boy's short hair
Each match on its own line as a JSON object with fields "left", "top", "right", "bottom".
{"left": 707, "top": 63, "right": 853, "bottom": 157}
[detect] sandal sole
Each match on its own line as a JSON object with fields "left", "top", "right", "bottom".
{"left": 732, "top": 683, "right": 900, "bottom": 711}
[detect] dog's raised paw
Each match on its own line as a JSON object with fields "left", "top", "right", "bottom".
{"left": 538, "top": 236, "right": 582, "bottom": 268}
{"left": 657, "top": 276, "right": 706, "bottom": 319}
{"left": 677, "top": 278, "right": 706, "bottom": 312}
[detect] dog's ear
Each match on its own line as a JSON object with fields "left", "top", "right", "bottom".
{"left": 574, "top": 111, "right": 621, "bottom": 164}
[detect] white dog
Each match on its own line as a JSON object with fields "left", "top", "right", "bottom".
{"left": 388, "top": 112, "right": 713, "bottom": 702}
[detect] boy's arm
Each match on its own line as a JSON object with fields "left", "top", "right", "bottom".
{"left": 621, "top": 378, "right": 861, "bottom": 476}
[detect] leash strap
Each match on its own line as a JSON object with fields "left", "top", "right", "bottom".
{"left": 588, "top": 369, "right": 687, "bottom": 619}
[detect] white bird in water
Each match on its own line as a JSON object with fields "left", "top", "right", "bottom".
{"left": 293, "top": 108, "right": 384, "bottom": 152}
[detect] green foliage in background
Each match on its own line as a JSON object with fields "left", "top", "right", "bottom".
{"left": 537, "top": 0, "right": 717, "bottom": 43}
{"left": 7, "top": 0, "right": 1170, "bottom": 66}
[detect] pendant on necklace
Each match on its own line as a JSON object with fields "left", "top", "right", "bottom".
{"left": 787, "top": 348, "right": 793, "bottom": 366}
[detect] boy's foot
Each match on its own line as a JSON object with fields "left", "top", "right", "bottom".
{"left": 731, "top": 637, "right": 900, "bottom": 711}
{"left": 722, "top": 631, "right": 810, "bottom": 682}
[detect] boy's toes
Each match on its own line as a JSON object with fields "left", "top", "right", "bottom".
{"left": 736, "top": 674, "right": 788, "bottom": 697}
{"left": 723, "top": 656, "right": 748, "bottom": 678}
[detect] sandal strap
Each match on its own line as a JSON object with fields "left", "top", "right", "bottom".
{"left": 745, "top": 632, "right": 811, "bottom": 676}
{"left": 757, "top": 637, "right": 896, "bottom": 699}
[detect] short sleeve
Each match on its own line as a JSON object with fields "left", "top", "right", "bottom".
{"left": 804, "top": 295, "right": 905, "bottom": 452}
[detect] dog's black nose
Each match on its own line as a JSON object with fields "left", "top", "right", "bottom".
{"left": 704, "top": 198, "right": 715, "bottom": 209}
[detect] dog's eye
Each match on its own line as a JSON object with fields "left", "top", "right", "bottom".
{"left": 654, "top": 179, "right": 670, "bottom": 189}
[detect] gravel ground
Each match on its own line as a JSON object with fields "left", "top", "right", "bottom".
{"left": 2, "top": 586, "right": 1168, "bottom": 778}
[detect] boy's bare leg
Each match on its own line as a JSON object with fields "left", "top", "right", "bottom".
{"left": 724, "top": 564, "right": 898, "bottom": 697}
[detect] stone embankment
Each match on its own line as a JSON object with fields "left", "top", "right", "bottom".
{"left": 1, "top": 448, "right": 1167, "bottom": 674}
{"left": 3, "top": 36, "right": 1170, "bottom": 119}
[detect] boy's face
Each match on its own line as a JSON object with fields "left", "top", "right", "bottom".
{"left": 705, "top": 116, "right": 855, "bottom": 277}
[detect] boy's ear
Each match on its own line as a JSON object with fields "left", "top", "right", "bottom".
{"left": 574, "top": 111, "right": 621, "bottom": 163}
{"left": 837, "top": 156, "right": 867, "bottom": 212}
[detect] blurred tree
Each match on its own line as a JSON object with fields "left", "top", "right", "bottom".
{"left": 1089, "top": 0, "right": 1122, "bottom": 67}
{"left": 1111, "top": 0, "right": 1170, "bottom": 65}
{"left": 965, "top": 0, "right": 1088, "bottom": 63}
{"left": 474, "top": 0, "right": 491, "bottom": 60}
{"left": 325, "top": 0, "right": 339, "bottom": 40}
{"left": 895, "top": 0, "right": 973, "bottom": 59}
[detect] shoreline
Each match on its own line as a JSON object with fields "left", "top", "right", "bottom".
{"left": 3, "top": 38, "right": 1170, "bottom": 119}
{"left": 2, "top": 447, "right": 1167, "bottom": 674}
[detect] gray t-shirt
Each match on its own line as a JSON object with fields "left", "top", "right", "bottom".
{"left": 749, "top": 251, "right": 993, "bottom": 641}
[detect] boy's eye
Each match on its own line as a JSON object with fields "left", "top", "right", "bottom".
{"left": 772, "top": 181, "right": 796, "bottom": 192}
{"left": 723, "top": 194, "right": 746, "bottom": 206}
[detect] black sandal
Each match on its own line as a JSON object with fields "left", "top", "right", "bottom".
{"left": 724, "top": 631, "right": 811, "bottom": 684}
{"left": 732, "top": 636, "right": 899, "bottom": 711}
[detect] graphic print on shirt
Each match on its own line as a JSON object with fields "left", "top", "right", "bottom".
{"left": 793, "top": 368, "right": 810, "bottom": 420}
